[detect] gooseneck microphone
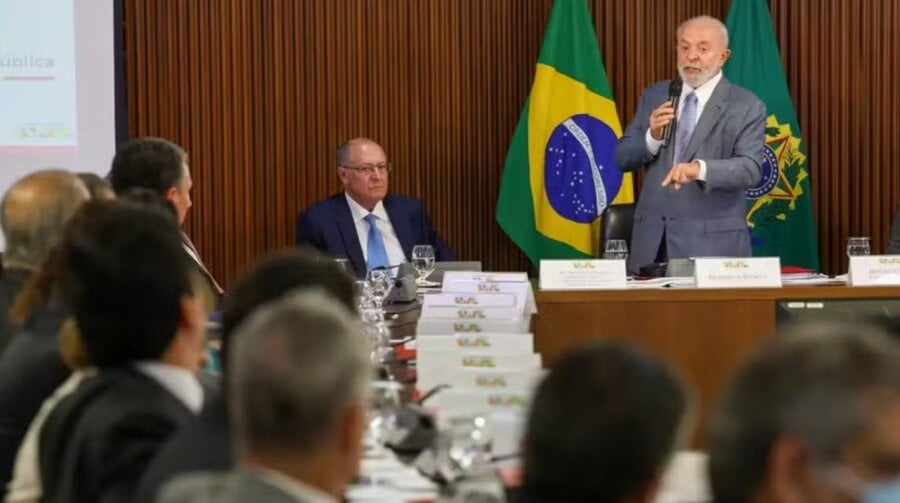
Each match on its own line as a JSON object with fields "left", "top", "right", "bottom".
{"left": 661, "top": 78, "right": 683, "bottom": 148}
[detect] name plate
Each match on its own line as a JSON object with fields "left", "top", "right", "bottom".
{"left": 693, "top": 257, "right": 782, "bottom": 288}
{"left": 421, "top": 293, "right": 518, "bottom": 307}
{"left": 539, "top": 259, "right": 626, "bottom": 290}
{"left": 442, "top": 271, "right": 529, "bottom": 284}
{"left": 416, "top": 317, "right": 530, "bottom": 335}
{"left": 415, "top": 333, "right": 534, "bottom": 353}
{"left": 420, "top": 305, "right": 523, "bottom": 320}
{"left": 849, "top": 255, "right": 900, "bottom": 286}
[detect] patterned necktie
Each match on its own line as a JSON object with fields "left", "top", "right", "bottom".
{"left": 363, "top": 213, "right": 390, "bottom": 271}
{"left": 674, "top": 91, "right": 698, "bottom": 165}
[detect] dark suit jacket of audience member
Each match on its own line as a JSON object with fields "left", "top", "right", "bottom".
{"left": 136, "top": 392, "right": 231, "bottom": 503}
{"left": 888, "top": 205, "right": 900, "bottom": 255}
{"left": 39, "top": 368, "right": 194, "bottom": 503}
{"left": 296, "top": 193, "right": 455, "bottom": 277}
{"left": 0, "top": 299, "right": 68, "bottom": 491}
{"left": 0, "top": 267, "right": 32, "bottom": 355}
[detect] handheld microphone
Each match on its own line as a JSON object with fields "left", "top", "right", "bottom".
{"left": 661, "top": 78, "right": 683, "bottom": 147}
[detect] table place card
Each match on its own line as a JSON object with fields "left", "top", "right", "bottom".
{"left": 538, "top": 259, "right": 627, "bottom": 290}
{"left": 439, "top": 280, "right": 537, "bottom": 316}
{"left": 420, "top": 305, "right": 523, "bottom": 320}
{"left": 415, "top": 333, "right": 535, "bottom": 353}
{"left": 430, "top": 388, "right": 533, "bottom": 415}
{"left": 416, "top": 317, "right": 530, "bottom": 335}
{"left": 849, "top": 255, "right": 900, "bottom": 286}
{"left": 442, "top": 271, "right": 529, "bottom": 284}
{"left": 421, "top": 292, "right": 518, "bottom": 307}
{"left": 693, "top": 257, "right": 782, "bottom": 288}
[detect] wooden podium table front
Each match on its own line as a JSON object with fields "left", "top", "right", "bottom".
{"left": 533, "top": 285, "right": 900, "bottom": 444}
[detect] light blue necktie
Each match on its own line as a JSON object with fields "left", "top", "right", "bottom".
{"left": 674, "top": 91, "right": 698, "bottom": 165}
{"left": 363, "top": 213, "right": 390, "bottom": 271}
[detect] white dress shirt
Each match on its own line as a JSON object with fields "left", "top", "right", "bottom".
{"left": 134, "top": 361, "right": 204, "bottom": 414}
{"left": 345, "top": 193, "right": 407, "bottom": 268}
{"left": 252, "top": 467, "right": 339, "bottom": 503}
{"left": 645, "top": 70, "right": 725, "bottom": 181}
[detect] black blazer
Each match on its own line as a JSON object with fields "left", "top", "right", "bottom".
{"left": 296, "top": 193, "right": 455, "bottom": 277}
{"left": 39, "top": 368, "right": 194, "bottom": 503}
{"left": 0, "top": 300, "right": 68, "bottom": 491}
{"left": 136, "top": 392, "right": 232, "bottom": 503}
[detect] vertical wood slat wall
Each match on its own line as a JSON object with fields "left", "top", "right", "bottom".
{"left": 124, "top": 0, "right": 900, "bottom": 287}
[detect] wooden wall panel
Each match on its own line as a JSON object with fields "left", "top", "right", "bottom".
{"left": 124, "top": 0, "right": 900, "bottom": 286}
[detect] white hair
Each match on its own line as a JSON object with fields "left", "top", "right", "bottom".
{"left": 677, "top": 15, "right": 729, "bottom": 47}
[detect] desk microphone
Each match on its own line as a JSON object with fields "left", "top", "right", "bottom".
{"left": 661, "top": 78, "right": 683, "bottom": 148}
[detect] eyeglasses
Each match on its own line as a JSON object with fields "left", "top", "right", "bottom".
{"left": 341, "top": 162, "right": 392, "bottom": 176}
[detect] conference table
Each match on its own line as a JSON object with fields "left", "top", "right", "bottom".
{"left": 532, "top": 284, "right": 900, "bottom": 445}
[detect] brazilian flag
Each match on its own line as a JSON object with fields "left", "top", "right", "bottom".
{"left": 725, "top": 0, "right": 821, "bottom": 270}
{"left": 496, "top": 0, "right": 633, "bottom": 267}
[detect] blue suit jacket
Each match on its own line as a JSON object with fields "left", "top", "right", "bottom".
{"left": 295, "top": 193, "right": 454, "bottom": 277}
{"left": 614, "top": 77, "right": 766, "bottom": 273}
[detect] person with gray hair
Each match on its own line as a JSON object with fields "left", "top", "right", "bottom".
{"left": 615, "top": 14, "right": 765, "bottom": 274}
{"left": 0, "top": 169, "right": 89, "bottom": 354}
{"left": 709, "top": 321, "right": 900, "bottom": 503}
{"left": 157, "top": 289, "right": 372, "bottom": 503}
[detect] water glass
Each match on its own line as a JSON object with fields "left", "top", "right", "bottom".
{"left": 412, "top": 244, "right": 436, "bottom": 285}
{"left": 366, "top": 380, "right": 402, "bottom": 453}
{"left": 366, "top": 269, "right": 392, "bottom": 311}
{"left": 603, "top": 239, "right": 629, "bottom": 260}
{"left": 847, "top": 236, "right": 871, "bottom": 257}
{"left": 333, "top": 257, "right": 354, "bottom": 277}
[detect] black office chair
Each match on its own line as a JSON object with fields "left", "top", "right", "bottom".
{"left": 600, "top": 203, "right": 636, "bottom": 253}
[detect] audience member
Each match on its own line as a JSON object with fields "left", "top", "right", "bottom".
{"left": 296, "top": 137, "right": 454, "bottom": 277}
{"left": 519, "top": 341, "right": 688, "bottom": 503}
{"left": 37, "top": 200, "right": 209, "bottom": 503}
{"left": 709, "top": 321, "right": 900, "bottom": 503}
{"left": 0, "top": 170, "right": 88, "bottom": 354}
{"left": 0, "top": 171, "right": 89, "bottom": 489}
{"left": 157, "top": 289, "right": 371, "bottom": 502}
{"left": 136, "top": 247, "right": 355, "bottom": 502}
{"left": 109, "top": 137, "right": 223, "bottom": 295}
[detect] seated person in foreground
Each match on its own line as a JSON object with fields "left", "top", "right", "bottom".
{"left": 519, "top": 341, "right": 688, "bottom": 503}
{"left": 136, "top": 247, "right": 355, "bottom": 503}
{"left": 37, "top": 200, "right": 210, "bottom": 503}
{"left": 296, "top": 138, "right": 454, "bottom": 277}
{"left": 157, "top": 290, "right": 371, "bottom": 503}
{"left": 709, "top": 321, "right": 900, "bottom": 503}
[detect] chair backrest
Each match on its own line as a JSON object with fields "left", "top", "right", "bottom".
{"left": 600, "top": 203, "right": 636, "bottom": 252}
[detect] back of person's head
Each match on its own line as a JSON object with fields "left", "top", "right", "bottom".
{"left": 709, "top": 321, "right": 900, "bottom": 503}
{"left": 1, "top": 170, "right": 90, "bottom": 269}
{"left": 219, "top": 247, "right": 355, "bottom": 371}
{"left": 118, "top": 186, "right": 179, "bottom": 220}
{"left": 109, "top": 137, "right": 186, "bottom": 196}
{"left": 521, "top": 341, "right": 688, "bottom": 503}
{"left": 76, "top": 172, "right": 115, "bottom": 201}
{"left": 55, "top": 199, "right": 194, "bottom": 367}
{"left": 229, "top": 289, "right": 370, "bottom": 458}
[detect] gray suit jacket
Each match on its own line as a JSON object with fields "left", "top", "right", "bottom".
{"left": 614, "top": 77, "right": 766, "bottom": 273}
{"left": 156, "top": 470, "right": 316, "bottom": 503}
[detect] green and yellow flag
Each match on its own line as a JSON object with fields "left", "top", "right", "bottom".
{"left": 725, "top": 0, "right": 820, "bottom": 270}
{"left": 496, "top": 0, "right": 633, "bottom": 266}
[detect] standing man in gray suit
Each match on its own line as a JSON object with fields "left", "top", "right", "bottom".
{"left": 615, "top": 15, "right": 766, "bottom": 274}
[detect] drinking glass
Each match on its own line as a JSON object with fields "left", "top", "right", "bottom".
{"left": 603, "top": 239, "right": 629, "bottom": 260}
{"left": 366, "top": 269, "right": 392, "bottom": 312}
{"left": 333, "top": 257, "right": 354, "bottom": 277}
{"left": 446, "top": 415, "right": 493, "bottom": 476}
{"left": 847, "top": 236, "right": 871, "bottom": 257}
{"left": 412, "top": 244, "right": 436, "bottom": 286}
{"left": 366, "top": 380, "right": 402, "bottom": 454}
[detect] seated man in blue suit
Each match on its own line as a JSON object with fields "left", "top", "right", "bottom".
{"left": 296, "top": 137, "right": 454, "bottom": 277}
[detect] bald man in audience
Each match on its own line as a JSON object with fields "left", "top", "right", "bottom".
{"left": 296, "top": 138, "right": 454, "bottom": 277}
{"left": 0, "top": 170, "right": 89, "bottom": 355}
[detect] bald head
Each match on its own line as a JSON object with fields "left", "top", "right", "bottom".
{"left": 1, "top": 170, "right": 90, "bottom": 269}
